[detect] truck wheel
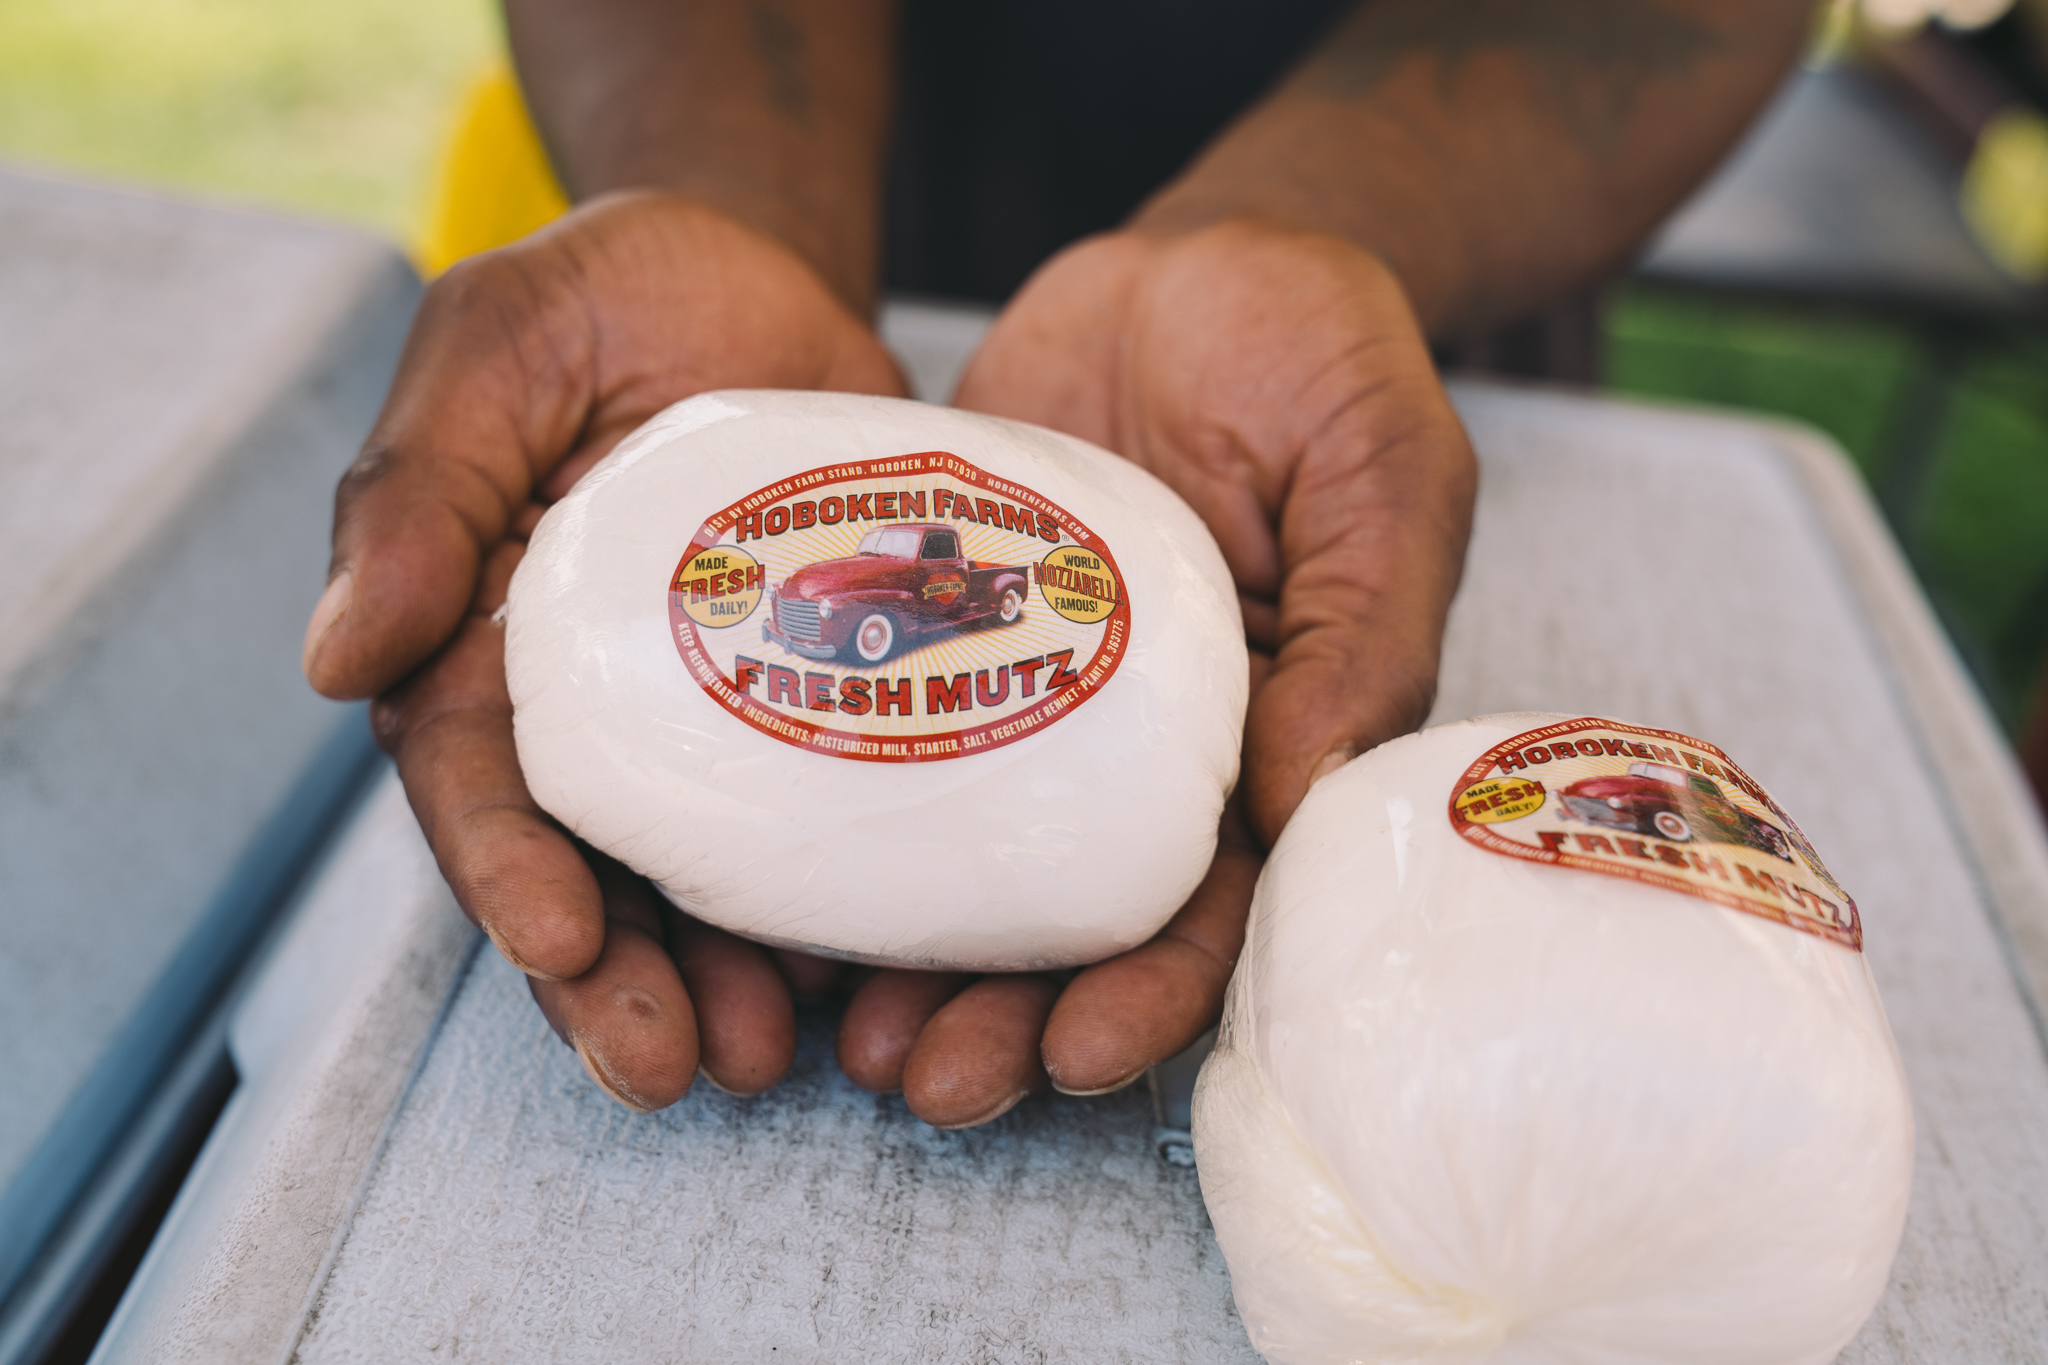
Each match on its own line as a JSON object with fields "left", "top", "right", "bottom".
{"left": 849, "top": 611, "right": 896, "bottom": 664}
{"left": 1652, "top": 811, "right": 1692, "bottom": 842}
{"left": 997, "top": 587, "right": 1023, "bottom": 624}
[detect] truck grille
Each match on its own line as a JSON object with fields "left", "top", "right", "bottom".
{"left": 774, "top": 596, "right": 822, "bottom": 643}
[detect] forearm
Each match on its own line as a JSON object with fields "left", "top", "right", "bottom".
{"left": 1133, "top": 0, "right": 1817, "bottom": 338}
{"left": 505, "top": 0, "right": 898, "bottom": 312}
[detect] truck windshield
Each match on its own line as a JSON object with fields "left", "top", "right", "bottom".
{"left": 855, "top": 528, "right": 922, "bottom": 558}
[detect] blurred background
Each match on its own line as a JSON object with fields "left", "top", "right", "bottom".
{"left": 0, "top": 0, "right": 500, "bottom": 247}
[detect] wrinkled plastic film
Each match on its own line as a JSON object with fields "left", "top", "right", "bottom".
{"left": 1195, "top": 714, "right": 1912, "bottom": 1365}
{"left": 505, "top": 390, "right": 1248, "bottom": 971}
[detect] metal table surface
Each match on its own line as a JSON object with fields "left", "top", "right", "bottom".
{"left": 0, "top": 167, "right": 413, "bottom": 1362}
{"left": 88, "top": 298, "right": 2048, "bottom": 1361}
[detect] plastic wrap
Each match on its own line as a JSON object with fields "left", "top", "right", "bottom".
{"left": 1194, "top": 713, "right": 1912, "bottom": 1365}
{"left": 505, "top": 390, "right": 1246, "bottom": 970}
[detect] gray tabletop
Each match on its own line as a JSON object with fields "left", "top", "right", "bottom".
{"left": 0, "top": 167, "right": 415, "bottom": 1358}
{"left": 91, "top": 345, "right": 2048, "bottom": 1361}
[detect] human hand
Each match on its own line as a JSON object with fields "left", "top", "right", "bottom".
{"left": 830, "top": 221, "right": 1477, "bottom": 1127}
{"left": 305, "top": 192, "right": 907, "bottom": 1106}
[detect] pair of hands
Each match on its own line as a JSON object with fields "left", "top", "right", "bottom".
{"left": 302, "top": 192, "right": 1475, "bottom": 1127}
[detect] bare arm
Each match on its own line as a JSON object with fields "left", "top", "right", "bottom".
{"left": 1136, "top": 0, "right": 1817, "bottom": 337}
{"left": 505, "top": 0, "right": 898, "bottom": 312}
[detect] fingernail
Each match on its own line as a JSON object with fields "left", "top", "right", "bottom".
{"left": 484, "top": 922, "right": 559, "bottom": 981}
{"left": 301, "top": 570, "right": 354, "bottom": 680}
{"left": 1051, "top": 1069, "right": 1145, "bottom": 1098}
{"left": 1308, "top": 743, "right": 1357, "bottom": 788}
{"left": 572, "top": 1035, "right": 657, "bottom": 1113}
{"left": 695, "top": 1066, "right": 746, "bottom": 1098}
{"left": 932, "top": 1087, "right": 1030, "bottom": 1131}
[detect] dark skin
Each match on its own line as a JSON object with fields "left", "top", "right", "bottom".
{"left": 306, "top": 0, "right": 1816, "bottom": 1125}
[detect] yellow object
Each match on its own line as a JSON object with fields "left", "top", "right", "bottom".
{"left": 1961, "top": 106, "right": 2048, "bottom": 284}
{"left": 415, "top": 63, "right": 569, "bottom": 276}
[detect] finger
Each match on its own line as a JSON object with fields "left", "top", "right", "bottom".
{"left": 837, "top": 969, "right": 975, "bottom": 1092}
{"left": 1042, "top": 788, "right": 1262, "bottom": 1094}
{"left": 374, "top": 570, "right": 605, "bottom": 982}
{"left": 305, "top": 194, "right": 910, "bottom": 703}
{"left": 529, "top": 864, "right": 698, "bottom": 1112}
{"left": 901, "top": 975, "right": 1063, "bottom": 1129}
{"left": 306, "top": 243, "right": 599, "bottom": 701}
{"left": 1247, "top": 340, "right": 1474, "bottom": 842}
{"left": 666, "top": 913, "right": 798, "bottom": 1097}
{"left": 772, "top": 948, "right": 846, "bottom": 1002}
{"left": 1135, "top": 227, "right": 1474, "bottom": 845}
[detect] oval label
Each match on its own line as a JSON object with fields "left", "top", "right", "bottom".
{"left": 1447, "top": 717, "right": 1861, "bottom": 950}
{"left": 668, "top": 451, "right": 1131, "bottom": 763}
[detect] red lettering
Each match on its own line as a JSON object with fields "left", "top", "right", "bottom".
{"left": 933, "top": 489, "right": 954, "bottom": 516}
{"left": 766, "top": 665, "right": 801, "bottom": 706}
{"left": 805, "top": 672, "right": 836, "bottom": 711}
{"left": 1537, "top": 831, "right": 1570, "bottom": 853}
{"left": 820, "top": 496, "right": 845, "bottom": 524}
{"left": 1577, "top": 740, "right": 1603, "bottom": 757}
{"left": 928, "top": 673, "right": 973, "bottom": 714}
{"left": 1601, "top": 738, "right": 1629, "bottom": 756}
{"left": 1036, "top": 511, "right": 1060, "bottom": 543}
{"left": 954, "top": 495, "right": 979, "bottom": 523}
{"left": 1012, "top": 655, "right": 1045, "bottom": 697}
{"left": 735, "top": 512, "right": 763, "bottom": 542}
{"left": 975, "top": 666, "right": 1010, "bottom": 706}
{"left": 1575, "top": 834, "right": 1616, "bottom": 854}
{"left": 874, "top": 677, "right": 912, "bottom": 716}
{"left": 1617, "top": 838, "right": 1654, "bottom": 860}
{"left": 1739, "top": 865, "right": 1784, "bottom": 897}
{"left": 1629, "top": 743, "right": 1653, "bottom": 759}
{"left": 733, "top": 657, "right": 764, "bottom": 693}
{"left": 765, "top": 506, "right": 791, "bottom": 535}
{"left": 744, "top": 565, "right": 764, "bottom": 591}
{"left": 1497, "top": 749, "right": 1527, "bottom": 773}
{"left": 688, "top": 578, "right": 708, "bottom": 603}
{"left": 1002, "top": 504, "right": 1034, "bottom": 536}
{"left": 709, "top": 574, "right": 725, "bottom": 599}
{"left": 1655, "top": 845, "right": 1689, "bottom": 868}
{"left": 792, "top": 501, "right": 817, "bottom": 530}
{"left": 1524, "top": 745, "right": 1551, "bottom": 762}
{"left": 877, "top": 492, "right": 898, "bottom": 518}
{"left": 1651, "top": 745, "right": 1680, "bottom": 764}
{"left": 974, "top": 497, "right": 1003, "bottom": 524}
{"left": 844, "top": 493, "right": 874, "bottom": 520}
{"left": 837, "top": 677, "right": 872, "bottom": 715}
{"left": 900, "top": 490, "right": 926, "bottom": 517}
{"left": 1044, "top": 648, "right": 1080, "bottom": 690}
{"left": 728, "top": 570, "right": 749, "bottom": 595}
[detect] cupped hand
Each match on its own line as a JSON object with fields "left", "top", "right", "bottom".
{"left": 306, "top": 192, "right": 906, "bottom": 1106}
{"left": 834, "top": 220, "right": 1477, "bottom": 1127}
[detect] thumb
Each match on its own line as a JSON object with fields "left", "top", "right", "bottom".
{"left": 1242, "top": 367, "right": 1476, "bottom": 847}
{"left": 304, "top": 246, "right": 595, "bottom": 700}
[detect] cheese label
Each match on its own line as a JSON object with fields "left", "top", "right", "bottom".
{"left": 1448, "top": 717, "right": 1860, "bottom": 949}
{"left": 668, "top": 451, "right": 1131, "bottom": 763}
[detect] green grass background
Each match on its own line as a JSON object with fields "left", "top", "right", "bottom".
{"left": 0, "top": 0, "right": 500, "bottom": 243}
{"left": 1609, "top": 286, "right": 2048, "bottom": 733}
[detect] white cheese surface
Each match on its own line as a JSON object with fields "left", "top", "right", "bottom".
{"left": 505, "top": 391, "right": 1246, "bottom": 970}
{"left": 1195, "top": 713, "right": 1913, "bottom": 1365}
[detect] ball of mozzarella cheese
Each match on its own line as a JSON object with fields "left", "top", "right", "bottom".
{"left": 505, "top": 390, "right": 1246, "bottom": 971}
{"left": 1194, "top": 713, "right": 1912, "bottom": 1365}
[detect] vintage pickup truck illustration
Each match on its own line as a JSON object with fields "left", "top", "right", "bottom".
{"left": 763, "top": 523, "right": 1030, "bottom": 664}
{"left": 1560, "top": 761, "right": 1794, "bottom": 861}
